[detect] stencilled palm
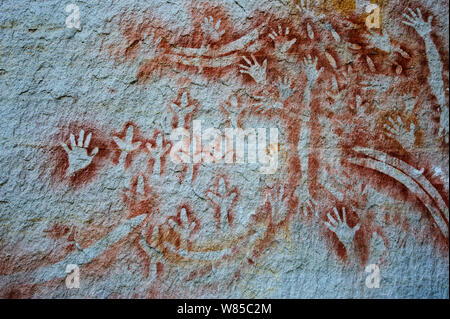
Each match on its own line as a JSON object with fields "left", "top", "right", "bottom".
{"left": 275, "top": 76, "right": 295, "bottom": 103}
{"left": 113, "top": 125, "right": 142, "bottom": 168}
{"left": 140, "top": 32, "right": 162, "bottom": 63}
{"left": 200, "top": 16, "right": 225, "bottom": 43}
{"left": 269, "top": 25, "right": 297, "bottom": 59}
{"left": 294, "top": 180, "right": 316, "bottom": 217}
{"left": 324, "top": 207, "right": 360, "bottom": 250}
{"left": 364, "top": 29, "right": 410, "bottom": 58}
{"left": 146, "top": 133, "right": 171, "bottom": 177}
{"left": 168, "top": 207, "right": 196, "bottom": 243}
{"left": 296, "top": 0, "right": 325, "bottom": 20}
{"left": 402, "top": 8, "right": 446, "bottom": 142}
{"left": 206, "top": 177, "right": 237, "bottom": 232}
{"left": 296, "top": 0, "right": 325, "bottom": 40}
{"left": 171, "top": 92, "right": 197, "bottom": 128}
{"left": 239, "top": 55, "right": 267, "bottom": 84}
{"left": 329, "top": 171, "right": 374, "bottom": 209}
{"left": 252, "top": 92, "right": 280, "bottom": 113}
{"left": 61, "top": 130, "right": 99, "bottom": 175}
{"left": 364, "top": 29, "right": 392, "bottom": 53}
{"left": 402, "top": 8, "right": 432, "bottom": 37}
{"left": 302, "top": 55, "right": 323, "bottom": 86}
{"left": 384, "top": 116, "right": 416, "bottom": 150}
{"left": 266, "top": 185, "right": 291, "bottom": 224}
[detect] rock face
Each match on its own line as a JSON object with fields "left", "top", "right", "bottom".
{"left": 0, "top": 0, "right": 448, "bottom": 298}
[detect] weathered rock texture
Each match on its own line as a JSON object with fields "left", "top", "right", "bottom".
{"left": 0, "top": 0, "right": 448, "bottom": 298}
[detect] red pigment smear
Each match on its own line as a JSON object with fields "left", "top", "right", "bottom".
{"left": 43, "top": 222, "right": 75, "bottom": 241}
{"left": 91, "top": 0, "right": 449, "bottom": 274}
{"left": 122, "top": 174, "right": 159, "bottom": 219}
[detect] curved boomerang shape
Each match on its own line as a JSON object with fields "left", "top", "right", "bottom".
{"left": 165, "top": 53, "right": 240, "bottom": 69}
{"left": 164, "top": 27, "right": 263, "bottom": 70}
{"left": 350, "top": 147, "right": 448, "bottom": 238}
{"left": 171, "top": 28, "right": 261, "bottom": 58}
